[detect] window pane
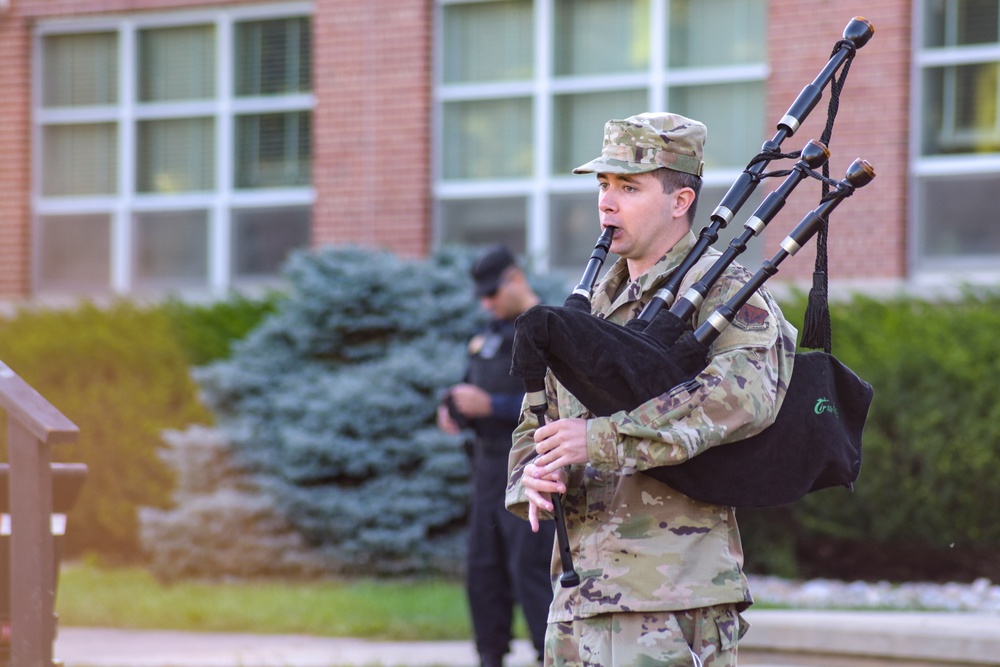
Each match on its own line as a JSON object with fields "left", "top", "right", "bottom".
{"left": 42, "top": 123, "right": 117, "bottom": 196}
{"left": 922, "top": 64, "right": 1000, "bottom": 155}
{"left": 36, "top": 214, "right": 111, "bottom": 290}
{"left": 669, "top": 81, "right": 766, "bottom": 169}
{"left": 442, "top": 99, "right": 533, "bottom": 180}
{"left": 133, "top": 210, "right": 209, "bottom": 288}
{"left": 139, "top": 25, "right": 215, "bottom": 102}
{"left": 668, "top": 0, "right": 765, "bottom": 67}
{"left": 924, "top": 0, "right": 1000, "bottom": 48}
{"left": 439, "top": 198, "right": 526, "bottom": 253}
{"left": 443, "top": 0, "right": 532, "bottom": 83}
{"left": 551, "top": 90, "right": 648, "bottom": 174}
{"left": 917, "top": 173, "right": 999, "bottom": 260}
{"left": 235, "top": 112, "right": 312, "bottom": 188}
{"left": 42, "top": 32, "right": 118, "bottom": 107}
{"left": 550, "top": 193, "right": 604, "bottom": 272}
{"left": 232, "top": 206, "right": 311, "bottom": 277}
{"left": 137, "top": 118, "right": 215, "bottom": 192}
{"left": 554, "top": 0, "right": 650, "bottom": 76}
{"left": 236, "top": 17, "right": 312, "bottom": 95}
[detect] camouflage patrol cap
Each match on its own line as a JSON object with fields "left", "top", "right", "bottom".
{"left": 573, "top": 112, "right": 706, "bottom": 177}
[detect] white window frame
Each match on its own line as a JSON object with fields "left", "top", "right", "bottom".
{"left": 31, "top": 2, "right": 315, "bottom": 297}
{"left": 910, "top": 0, "right": 1000, "bottom": 280}
{"left": 432, "top": 0, "right": 768, "bottom": 274}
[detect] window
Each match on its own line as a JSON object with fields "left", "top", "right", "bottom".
{"left": 33, "top": 5, "right": 314, "bottom": 296}
{"left": 913, "top": 0, "right": 1000, "bottom": 271}
{"left": 434, "top": 0, "right": 768, "bottom": 274}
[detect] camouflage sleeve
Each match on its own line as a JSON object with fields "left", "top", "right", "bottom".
{"left": 504, "top": 378, "right": 557, "bottom": 520}
{"left": 586, "top": 339, "right": 782, "bottom": 472}
{"left": 586, "top": 273, "right": 791, "bottom": 473}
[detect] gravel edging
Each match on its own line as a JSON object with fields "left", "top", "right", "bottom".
{"left": 747, "top": 574, "right": 1000, "bottom": 613}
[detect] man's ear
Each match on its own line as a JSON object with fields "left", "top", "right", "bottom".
{"left": 672, "top": 187, "right": 696, "bottom": 221}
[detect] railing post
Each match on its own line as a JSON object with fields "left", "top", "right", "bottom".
{"left": 0, "top": 361, "right": 79, "bottom": 667}
{"left": 8, "top": 421, "right": 54, "bottom": 667}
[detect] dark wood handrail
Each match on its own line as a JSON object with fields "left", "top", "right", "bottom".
{"left": 0, "top": 361, "right": 78, "bottom": 445}
{"left": 0, "top": 359, "right": 79, "bottom": 667}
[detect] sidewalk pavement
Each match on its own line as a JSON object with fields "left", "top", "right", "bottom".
{"left": 51, "top": 610, "right": 1000, "bottom": 667}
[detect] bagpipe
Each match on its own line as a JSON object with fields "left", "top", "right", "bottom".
{"left": 511, "top": 17, "right": 876, "bottom": 587}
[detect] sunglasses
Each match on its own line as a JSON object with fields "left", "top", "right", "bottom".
{"left": 482, "top": 268, "right": 515, "bottom": 298}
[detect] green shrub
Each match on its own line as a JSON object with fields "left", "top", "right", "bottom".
{"left": 161, "top": 292, "right": 283, "bottom": 366}
{"left": 0, "top": 301, "right": 212, "bottom": 559}
{"left": 741, "top": 289, "right": 1000, "bottom": 581}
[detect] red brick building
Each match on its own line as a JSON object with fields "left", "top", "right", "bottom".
{"left": 0, "top": 0, "right": 994, "bottom": 301}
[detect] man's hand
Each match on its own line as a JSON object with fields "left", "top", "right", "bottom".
{"left": 436, "top": 403, "right": 461, "bottom": 435}
{"left": 521, "top": 462, "right": 566, "bottom": 533}
{"left": 533, "top": 417, "right": 589, "bottom": 474}
{"left": 519, "top": 417, "right": 589, "bottom": 532}
{"left": 447, "top": 384, "right": 492, "bottom": 419}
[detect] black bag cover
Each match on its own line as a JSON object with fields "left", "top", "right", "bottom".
{"left": 511, "top": 298, "right": 706, "bottom": 416}
{"left": 644, "top": 350, "right": 871, "bottom": 507}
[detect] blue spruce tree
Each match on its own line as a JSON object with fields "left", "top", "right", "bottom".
{"left": 195, "top": 245, "right": 488, "bottom": 575}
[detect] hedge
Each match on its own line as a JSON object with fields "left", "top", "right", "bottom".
{"left": 0, "top": 302, "right": 211, "bottom": 558}
{"left": 740, "top": 289, "right": 1000, "bottom": 581}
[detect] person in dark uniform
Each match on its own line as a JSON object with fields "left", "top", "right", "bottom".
{"left": 437, "top": 244, "right": 555, "bottom": 667}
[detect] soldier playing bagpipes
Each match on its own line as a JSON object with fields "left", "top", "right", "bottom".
{"left": 504, "top": 112, "right": 799, "bottom": 667}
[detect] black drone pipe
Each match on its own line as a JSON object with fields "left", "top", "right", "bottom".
{"left": 634, "top": 139, "right": 830, "bottom": 348}
{"left": 693, "top": 159, "right": 875, "bottom": 349}
{"left": 635, "top": 16, "right": 873, "bottom": 324}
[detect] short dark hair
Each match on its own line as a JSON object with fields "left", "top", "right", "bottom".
{"left": 651, "top": 168, "right": 702, "bottom": 225}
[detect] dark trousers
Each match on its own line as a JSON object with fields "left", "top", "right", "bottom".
{"left": 466, "top": 451, "right": 555, "bottom": 659}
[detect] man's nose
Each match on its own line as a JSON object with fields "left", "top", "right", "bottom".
{"left": 599, "top": 189, "right": 617, "bottom": 212}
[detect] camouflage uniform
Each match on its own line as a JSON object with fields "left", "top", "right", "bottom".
{"left": 504, "top": 110, "right": 797, "bottom": 667}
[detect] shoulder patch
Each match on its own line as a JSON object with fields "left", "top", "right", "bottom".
{"left": 733, "top": 303, "right": 770, "bottom": 332}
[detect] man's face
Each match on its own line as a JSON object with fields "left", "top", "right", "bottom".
{"left": 479, "top": 268, "right": 520, "bottom": 320}
{"left": 597, "top": 171, "right": 689, "bottom": 274}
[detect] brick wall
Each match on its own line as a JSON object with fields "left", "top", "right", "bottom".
{"left": 766, "top": 2, "right": 911, "bottom": 282}
{"left": 311, "top": 0, "right": 432, "bottom": 258}
{"left": 0, "top": 9, "right": 31, "bottom": 298}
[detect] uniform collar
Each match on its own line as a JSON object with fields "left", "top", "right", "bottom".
{"left": 592, "top": 230, "right": 698, "bottom": 315}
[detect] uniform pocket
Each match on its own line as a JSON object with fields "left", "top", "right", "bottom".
{"left": 710, "top": 604, "right": 743, "bottom": 651}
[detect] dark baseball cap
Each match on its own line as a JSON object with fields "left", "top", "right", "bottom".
{"left": 470, "top": 244, "right": 516, "bottom": 297}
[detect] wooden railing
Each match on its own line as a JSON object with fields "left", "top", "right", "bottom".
{"left": 0, "top": 360, "right": 79, "bottom": 667}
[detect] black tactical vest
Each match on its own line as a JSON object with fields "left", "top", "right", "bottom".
{"left": 466, "top": 319, "right": 524, "bottom": 450}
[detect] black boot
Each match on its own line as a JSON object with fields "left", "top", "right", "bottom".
{"left": 479, "top": 652, "right": 505, "bottom": 667}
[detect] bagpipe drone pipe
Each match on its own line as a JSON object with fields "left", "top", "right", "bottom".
{"left": 510, "top": 17, "right": 876, "bottom": 586}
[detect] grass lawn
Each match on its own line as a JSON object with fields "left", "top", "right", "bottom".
{"left": 55, "top": 562, "right": 478, "bottom": 641}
